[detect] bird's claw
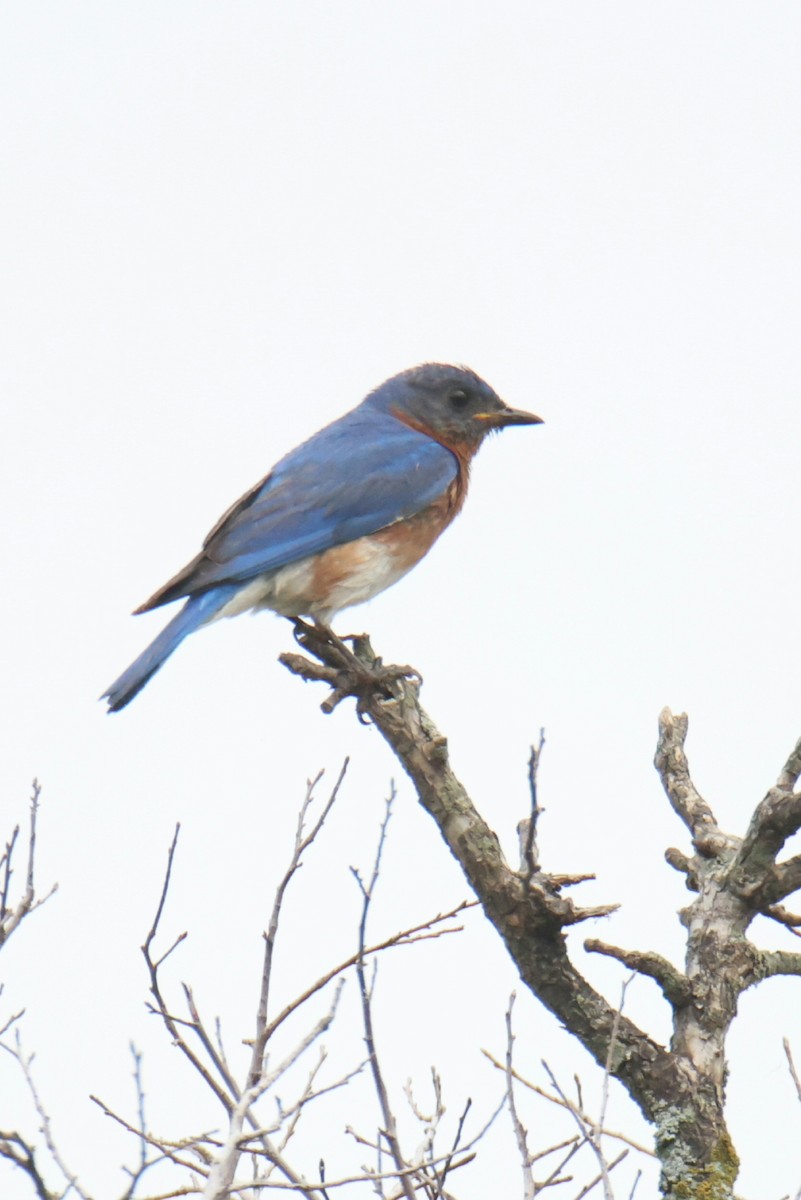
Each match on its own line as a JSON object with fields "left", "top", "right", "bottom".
{"left": 292, "top": 617, "right": 316, "bottom": 646}
{"left": 286, "top": 619, "right": 421, "bottom": 715}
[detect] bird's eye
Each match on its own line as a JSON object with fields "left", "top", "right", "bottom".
{"left": 449, "top": 388, "right": 470, "bottom": 410}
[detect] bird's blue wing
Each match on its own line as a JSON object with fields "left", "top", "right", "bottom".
{"left": 140, "top": 407, "right": 458, "bottom": 610}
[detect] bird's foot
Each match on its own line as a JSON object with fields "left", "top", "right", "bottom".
{"left": 285, "top": 619, "right": 421, "bottom": 717}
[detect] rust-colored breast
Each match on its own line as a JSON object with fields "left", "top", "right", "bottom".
{"left": 303, "top": 475, "right": 468, "bottom": 619}
{"left": 372, "top": 476, "right": 467, "bottom": 568}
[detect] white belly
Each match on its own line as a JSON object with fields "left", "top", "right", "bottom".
{"left": 212, "top": 537, "right": 414, "bottom": 624}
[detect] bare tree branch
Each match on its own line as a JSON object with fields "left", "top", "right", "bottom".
{"left": 0, "top": 1130, "right": 54, "bottom": 1200}
{"left": 571, "top": 1148, "right": 628, "bottom": 1200}
{"left": 758, "top": 952, "right": 801, "bottom": 980}
{"left": 141, "top": 825, "right": 237, "bottom": 1119}
{"left": 249, "top": 762, "right": 349, "bottom": 1093}
{"left": 783, "top": 1039, "right": 801, "bottom": 1106}
{"left": 777, "top": 735, "right": 801, "bottom": 792}
{"left": 732, "top": 788, "right": 801, "bottom": 899}
{"left": 143, "top": 777, "right": 357, "bottom": 1200}
{"left": 482, "top": 1049, "right": 656, "bottom": 1159}
{"left": 261, "top": 902, "right": 472, "bottom": 1046}
{"left": 120, "top": 769, "right": 491, "bottom": 1200}
{"left": 542, "top": 1061, "right": 616, "bottom": 1200}
{"left": 584, "top": 941, "right": 690, "bottom": 1007}
{"left": 520, "top": 731, "right": 545, "bottom": 878}
{"left": 282, "top": 634, "right": 773, "bottom": 1197}
{"left": 653, "top": 710, "right": 733, "bottom": 856}
{"left": 281, "top": 633, "right": 680, "bottom": 1129}
{"left": 763, "top": 856, "right": 801, "bottom": 904}
{"left": 1, "top": 1030, "right": 90, "bottom": 1200}
{"left": 0, "top": 782, "right": 57, "bottom": 951}
{"left": 203, "top": 984, "right": 346, "bottom": 1200}
{"left": 663, "top": 848, "right": 697, "bottom": 889}
{"left": 226, "top": 1152, "right": 477, "bottom": 1192}
{"left": 504, "top": 994, "right": 536, "bottom": 1200}
{"left": 351, "top": 786, "right": 415, "bottom": 1200}
{"left": 91, "top": 1092, "right": 217, "bottom": 1174}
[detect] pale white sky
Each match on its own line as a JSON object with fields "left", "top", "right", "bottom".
{"left": 2, "top": 4, "right": 801, "bottom": 1197}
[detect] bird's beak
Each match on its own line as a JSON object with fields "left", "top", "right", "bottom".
{"left": 475, "top": 405, "right": 543, "bottom": 428}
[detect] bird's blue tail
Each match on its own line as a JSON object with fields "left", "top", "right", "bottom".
{"left": 103, "top": 587, "right": 239, "bottom": 712}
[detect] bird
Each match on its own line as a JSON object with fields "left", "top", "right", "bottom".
{"left": 103, "top": 363, "right": 542, "bottom": 711}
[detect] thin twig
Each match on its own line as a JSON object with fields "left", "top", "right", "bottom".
{"left": 91, "top": 1093, "right": 216, "bottom": 1173}
{"left": 572, "top": 1149, "right": 628, "bottom": 1199}
{"left": 481, "top": 1052, "right": 655, "bottom": 1158}
{"left": 523, "top": 730, "right": 546, "bottom": 878}
{"left": 542, "top": 1060, "right": 618, "bottom": 1197}
{"left": 434, "top": 1094, "right": 472, "bottom": 1195}
{"left": 250, "top": 762, "right": 349, "bottom": 1091}
{"left": 0, "top": 782, "right": 57, "bottom": 950}
{"left": 352, "top": 786, "right": 416, "bottom": 1200}
{"left": 1, "top": 1030, "right": 90, "bottom": 1199}
{"left": 594, "top": 974, "right": 635, "bottom": 1199}
{"left": 784, "top": 1038, "right": 801, "bottom": 1105}
{"left": 504, "top": 994, "right": 535, "bottom": 1199}
{"left": 0, "top": 825, "right": 20, "bottom": 921}
{"left": 228, "top": 1153, "right": 477, "bottom": 1191}
{"left": 0, "top": 1129, "right": 53, "bottom": 1200}
{"left": 142, "top": 827, "right": 237, "bottom": 1118}
{"left": 261, "top": 902, "right": 472, "bottom": 1045}
{"left": 118, "top": 1041, "right": 155, "bottom": 1199}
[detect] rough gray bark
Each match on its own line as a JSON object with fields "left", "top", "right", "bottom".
{"left": 282, "top": 628, "right": 801, "bottom": 1199}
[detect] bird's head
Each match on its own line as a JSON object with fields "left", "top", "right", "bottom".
{"left": 365, "top": 363, "right": 542, "bottom": 451}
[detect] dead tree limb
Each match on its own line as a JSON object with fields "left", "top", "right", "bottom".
{"left": 281, "top": 628, "right": 801, "bottom": 1199}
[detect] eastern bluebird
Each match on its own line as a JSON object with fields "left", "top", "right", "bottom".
{"left": 104, "top": 363, "right": 541, "bottom": 711}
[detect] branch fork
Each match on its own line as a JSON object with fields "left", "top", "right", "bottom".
{"left": 283, "top": 636, "right": 801, "bottom": 1199}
